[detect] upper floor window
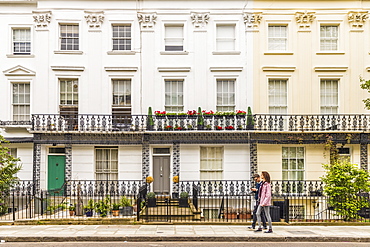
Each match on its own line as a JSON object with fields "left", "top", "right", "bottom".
{"left": 320, "top": 25, "right": 338, "bottom": 51}
{"left": 320, "top": 79, "right": 338, "bottom": 114}
{"left": 112, "top": 79, "right": 131, "bottom": 115}
{"left": 60, "top": 79, "right": 78, "bottom": 106}
{"left": 282, "top": 147, "right": 305, "bottom": 180}
{"left": 12, "top": 28, "right": 31, "bottom": 55}
{"left": 200, "top": 147, "right": 223, "bottom": 180}
{"left": 165, "top": 79, "right": 183, "bottom": 112}
{"left": 268, "top": 79, "right": 287, "bottom": 114}
{"left": 164, "top": 25, "right": 184, "bottom": 51}
{"left": 268, "top": 25, "right": 287, "bottom": 51}
{"left": 216, "top": 79, "right": 235, "bottom": 112}
{"left": 216, "top": 24, "right": 235, "bottom": 51}
{"left": 60, "top": 24, "right": 79, "bottom": 51}
{"left": 12, "top": 83, "right": 30, "bottom": 121}
{"left": 112, "top": 24, "right": 131, "bottom": 51}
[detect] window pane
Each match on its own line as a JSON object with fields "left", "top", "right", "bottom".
{"left": 268, "top": 25, "right": 287, "bottom": 51}
{"left": 216, "top": 25, "right": 235, "bottom": 51}
{"left": 12, "top": 83, "right": 30, "bottom": 121}
{"left": 60, "top": 24, "right": 79, "bottom": 50}
{"left": 216, "top": 79, "right": 235, "bottom": 112}
{"left": 165, "top": 80, "right": 184, "bottom": 112}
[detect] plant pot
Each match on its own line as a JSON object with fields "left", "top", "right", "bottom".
{"left": 112, "top": 210, "right": 120, "bottom": 216}
{"left": 69, "top": 210, "right": 75, "bottom": 216}
{"left": 179, "top": 198, "right": 189, "bottom": 208}
{"left": 147, "top": 198, "right": 157, "bottom": 207}
{"left": 85, "top": 210, "right": 93, "bottom": 217}
{"left": 225, "top": 213, "right": 238, "bottom": 219}
{"left": 246, "top": 125, "right": 254, "bottom": 130}
{"left": 120, "top": 206, "right": 134, "bottom": 216}
{"left": 238, "top": 213, "right": 252, "bottom": 219}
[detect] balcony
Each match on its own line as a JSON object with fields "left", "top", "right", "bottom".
{"left": 28, "top": 114, "right": 370, "bottom": 133}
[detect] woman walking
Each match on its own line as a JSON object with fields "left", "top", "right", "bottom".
{"left": 255, "top": 171, "right": 273, "bottom": 233}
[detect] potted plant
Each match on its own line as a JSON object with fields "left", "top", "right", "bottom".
{"left": 155, "top": 111, "right": 166, "bottom": 119}
{"left": 179, "top": 191, "right": 189, "bottom": 208}
{"left": 225, "top": 207, "right": 238, "bottom": 219}
{"left": 111, "top": 203, "right": 120, "bottom": 216}
{"left": 197, "top": 107, "right": 204, "bottom": 130}
{"left": 120, "top": 196, "right": 133, "bottom": 216}
{"left": 202, "top": 110, "right": 214, "bottom": 119}
{"left": 246, "top": 106, "right": 254, "bottom": 130}
{"left": 236, "top": 110, "right": 246, "bottom": 118}
{"left": 147, "top": 106, "right": 154, "bottom": 131}
{"left": 95, "top": 195, "right": 111, "bottom": 217}
{"left": 187, "top": 110, "right": 197, "bottom": 119}
{"left": 69, "top": 204, "right": 76, "bottom": 216}
{"left": 84, "top": 199, "right": 95, "bottom": 217}
{"left": 165, "top": 125, "right": 173, "bottom": 130}
{"left": 215, "top": 125, "right": 223, "bottom": 130}
{"left": 146, "top": 192, "right": 157, "bottom": 207}
{"left": 238, "top": 208, "right": 252, "bottom": 219}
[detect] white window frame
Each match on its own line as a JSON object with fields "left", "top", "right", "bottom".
{"left": 11, "top": 81, "right": 31, "bottom": 121}
{"left": 200, "top": 146, "right": 224, "bottom": 181}
{"left": 215, "top": 24, "right": 236, "bottom": 51}
{"left": 7, "top": 25, "right": 33, "bottom": 58}
{"left": 268, "top": 78, "right": 288, "bottom": 114}
{"left": 95, "top": 147, "right": 118, "bottom": 181}
{"left": 58, "top": 22, "right": 80, "bottom": 51}
{"left": 165, "top": 79, "right": 184, "bottom": 112}
{"left": 282, "top": 146, "right": 305, "bottom": 181}
{"left": 337, "top": 147, "right": 351, "bottom": 163}
{"left": 12, "top": 27, "right": 31, "bottom": 55}
{"left": 112, "top": 79, "right": 132, "bottom": 107}
{"left": 164, "top": 23, "right": 184, "bottom": 52}
{"left": 320, "top": 24, "right": 339, "bottom": 51}
{"left": 268, "top": 24, "right": 288, "bottom": 51}
{"left": 320, "top": 78, "right": 339, "bottom": 114}
{"left": 112, "top": 23, "right": 132, "bottom": 51}
{"left": 59, "top": 78, "right": 79, "bottom": 106}
{"left": 316, "top": 21, "right": 343, "bottom": 54}
{"left": 216, "top": 78, "right": 236, "bottom": 112}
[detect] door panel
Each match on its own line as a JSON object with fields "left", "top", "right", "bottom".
{"left": 47, "top": 155, "right": 66, "bottom": 191}
{"left": 153, "top": 156, "right": 170, "bottom": 194}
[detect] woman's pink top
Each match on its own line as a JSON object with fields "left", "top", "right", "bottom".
{"left": 259, "top": 182, "right": 272, "bottom": 206}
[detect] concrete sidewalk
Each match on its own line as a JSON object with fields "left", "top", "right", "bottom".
{"left": 0, "top": 225, "right": 370, "bottom": 242}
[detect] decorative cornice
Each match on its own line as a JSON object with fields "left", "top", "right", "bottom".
{"left": 51, "top": 66, "right": 85, "bottom": 71}
{"left": 157, "top": 67, "right": 191, "bottom": 72}
{"left": 32, "top": 11, "right": 52, "bottom": 30}
{"left": 191, "top": 13, "right": 210, "bottom": 30}
{"left": 3, "top": 65, "right": 36, "bottom": 76}
{"left": 262, "top": 66, "right": 296, "bottom": 72}
{"left": 314, "top": 66, "right": 348, "bottom": 72}
{"left": 84, "top": 11, "right": 104, "bottom": 31}
{"left": 137, "top": 13, "right": 157, "bottom": 31}
{"left": 104, "top": 67, "right": 138, "bottom": 72}
{"left": 210, "top": 67, "right": 243, "bottom": 72}
{"left": 243, "top": 12, "right": 262, "bottom": 32}
{"left": 348, "top": 11, "right": 368, "bottom": 31}
{"left": 295, "top": 11, "right": 315, "bottom": 31}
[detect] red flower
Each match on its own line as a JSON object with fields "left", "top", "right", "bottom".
{"left": 202, "top": 110, "right": 214, "bottom": 115}
{"left": 216, "top": 126, "right": 223, "bottom": 130}
{"left": 187, "top": 110, "right": 197, "bottom": 115}
{"left": 225, "top": 126, "right": 234, "bottom": 130}
{"left": 155, "top": 111, "right": 166, "bottom": 116}
{"left": 165, "top": 125, "right": 173, "bottom": 129}
{"left": 236, "top": 110, "right": 246, "bottom": 115}
{"left": 175, "top": 126, "right": 183, "bottom": 130}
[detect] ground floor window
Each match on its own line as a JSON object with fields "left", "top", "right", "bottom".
{"left": 95, "top": 147, "right": 118, "bottom": 180}
{"left": 200, "top": 147, "right": 223, "bottom": 180}
{"left": 282, "top": 147, "right": 305, "bottom": 180}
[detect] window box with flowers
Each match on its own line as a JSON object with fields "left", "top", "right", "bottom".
{"left": 165, "top": 125, "right": 173, "bottom": 130}
{"left": 225, "top": 126, "right": 234, "bottom": 130}
{"left": 215, "top": 125, "right": 223, "bottom": 130}
{"left": 236, "top": 110, "right": 246, "bottom": 118}
{"left": 187, "top": 110, "right": 198, "bottom": 119}
{"left": 155, "top": 111, "right": 166, "bottom": 119}
{"left": 202, "top": 110, "right": 214, "bottom": 119}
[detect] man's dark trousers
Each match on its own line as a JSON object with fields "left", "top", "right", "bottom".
{"left": 251, "top": 202, "right": 267, "bottom": 228}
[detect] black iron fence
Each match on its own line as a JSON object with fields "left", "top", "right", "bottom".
{"left": 29, "top": 114, "right": 370, "bottom": 132}
{"left": 1, "top": 180, "right": 369, "bottom": 223}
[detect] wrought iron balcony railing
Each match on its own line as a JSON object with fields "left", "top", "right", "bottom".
{"left": 28, "top": 114, "right": 370, "bottom": 132}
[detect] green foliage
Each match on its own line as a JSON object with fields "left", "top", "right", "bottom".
{"left": 69, "top": 204, "right": 76, "bottom": 211}
{"left": 111, "top": 203, "right": 120, "bottom": 210}
{"left": 321, "top": 160, "right": 370, "bottom": 221}
{"left": 84, "top": 199, "right": 95, "bottom": 211}
{"left": 197, "top": 107, "right": 204, "bottom": 126}
{"left": 246, "top": 106, "right": 254, "bottom": 126}
{"left": 147, "top": 106, "right": 154, "bottom": 127}
{"left": 180, "top": 192, "right": 188, "bottom": 198}
{"left": 95, "top": 195, "right": 111, "bottom": 217}
{"left": 0, "top": 135, "right": 22, "bottom": 216}
{"left": 146, "top": 192, "right": 156, "bottom": 199}
{"left": 120, "top": 196, "right": 132, "bottom": 207}
{"left": 360, "top": 77, "right": 370, "bottom": 110}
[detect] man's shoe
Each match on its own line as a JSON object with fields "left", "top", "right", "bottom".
{"left": 254, "top": 228, "right": 263, "bottom": 232}
{"left": 264, "top": 229, "right": 273, "bottom": 233}
{"left": 248, "top": 226, "right": 255, "bottom": 230}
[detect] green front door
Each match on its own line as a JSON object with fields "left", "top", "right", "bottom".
{"left": 47, "top": 155, "right": 66, "bottom": 191}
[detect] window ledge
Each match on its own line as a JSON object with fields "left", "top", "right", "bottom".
{"left": 6, "top": 54, "right": 35, "bottom": 58}
{"left": 107, "top": 51, "right": 136, "bottom": 55}
{"left": 160, "top": 51, "right": 189, "bottom": 55}
{"left": 54, "top": 51, "right": 83, "bottom": 55}
{"left": 316, "top": 51, "right": 345, "bottom": 55}
{"left": 212, "top": 51, "right": 241, "bottom": 55}
{"left": 264, "top": 52, "right": 294, "bottom": 55}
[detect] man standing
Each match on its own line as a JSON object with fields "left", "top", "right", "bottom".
{"left": 248, "top": 174, "right": 267, "bottom": 230}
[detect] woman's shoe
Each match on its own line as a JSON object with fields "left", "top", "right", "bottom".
{"left": 264, "top": 229, "right": 273, "bottom": 233}
{"left": 254, "top": 228, "right": 263, "bottom": 232}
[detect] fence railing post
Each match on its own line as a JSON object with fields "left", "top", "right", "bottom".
{"left": 284, "top": 197, "right": 289, "bottom": 223}
{"left": 12, "top": 190, "right": 15, "bottom": 221}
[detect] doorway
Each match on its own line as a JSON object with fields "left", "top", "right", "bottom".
{"left": 152, "top": 153, "right": 171, "bottom": 194}
{"left": 47, "top": 155, "right": 66, "bottom": 191}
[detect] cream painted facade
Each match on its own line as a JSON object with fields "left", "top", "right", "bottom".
{"left": 0, "top": 0, "right": 369, "bottom": 194}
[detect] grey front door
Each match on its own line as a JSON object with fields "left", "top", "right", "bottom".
{"left": 153, "top": 156, "right": 170, "bottom": 194}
